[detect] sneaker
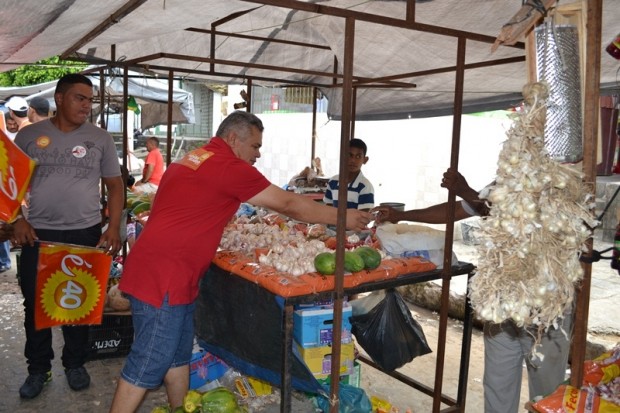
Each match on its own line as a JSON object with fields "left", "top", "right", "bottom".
{"left": 0, "top": 265, "right": 11, "bottom": 273}
{"left": 65, "top": 366, "right": 90, "bottom": 391}
{"left": 19, "top": 371, "right": 51, "bottom": 399}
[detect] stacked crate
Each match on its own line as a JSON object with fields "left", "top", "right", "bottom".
{"left": 293, "top": 300, "right": 358, "bottom": 386}
{"left": 86, "top": 313, "right": 134, "bottom": 360}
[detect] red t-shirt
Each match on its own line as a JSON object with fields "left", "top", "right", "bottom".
{"left": 144, "top": 148, "right": 164, "bottom": 186}
{"left": 119, "top": 138, "right": 271, "bottom": 307}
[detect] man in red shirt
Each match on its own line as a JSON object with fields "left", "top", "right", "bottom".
{"left": 133, "top": 136, "right": 164, "bottom": 194}
{"left": 109, "top": 111, "right": 372, "bottom": 413}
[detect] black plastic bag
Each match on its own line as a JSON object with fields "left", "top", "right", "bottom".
{"left": 350, "top": 288, "right": 432, "bottom": 372}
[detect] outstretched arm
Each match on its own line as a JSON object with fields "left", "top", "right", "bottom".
{"left": 248, "top": 184, "right": 372, "bottom": 232}
{"left": 372, "top": 201, "right": 472, "bottom": 225}
{"left": 372, "top": 168, "right": 490, "bottom": 224}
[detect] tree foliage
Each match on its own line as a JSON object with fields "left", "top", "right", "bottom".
{"left": 0, "top": 56, "right": 86, "bottom": 87}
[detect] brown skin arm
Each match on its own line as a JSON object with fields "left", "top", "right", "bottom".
{"left": 137, "top": 164, "right": 154, "bottom": 185}
{"left": 372, "top": 168, "right": 490, "bottom": 225}
{"left": 99, "top": 176, "right": 125, "bottom": 255}
{"left": 248, "top": 184, "right": 372, "bottom": 231}
{"left": 373, "top": 202, "right": 472, "bottom": 225}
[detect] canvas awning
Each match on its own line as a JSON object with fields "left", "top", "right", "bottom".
{"left": 0, "top": 69, "right": 194, "bottom": 128}
{"left": 0, "top": 0, "right": 617, "bottom": 120}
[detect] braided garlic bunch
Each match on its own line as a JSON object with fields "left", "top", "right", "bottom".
{"left": 469, "top": 82, "right": 597, "bottom": 335}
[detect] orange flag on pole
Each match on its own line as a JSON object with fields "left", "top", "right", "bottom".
{"left": 35, "top": 242, "right": 112, "bottom": 330}
{"left": 0, "top": 129, "right": 36, "bottom": 222}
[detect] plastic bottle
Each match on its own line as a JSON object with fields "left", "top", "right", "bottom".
{"left": 606, "top": 33, "right": 620, "bottom": 60}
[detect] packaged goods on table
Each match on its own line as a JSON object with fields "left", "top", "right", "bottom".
{"left": 532, "top": 345, "right": 620, "bottom": 412}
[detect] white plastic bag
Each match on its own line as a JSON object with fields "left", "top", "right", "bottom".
{"left": 350, "top": 290, "right": 386, "bottom": 317}
{"left": 375, "top": 223, "right": 458, "bottom": 268}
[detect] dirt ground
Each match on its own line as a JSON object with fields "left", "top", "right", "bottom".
{"left": 0, "top": 272, "right": 482, "bottom": 413}
{"left": 1, "top": 238, "right": 618, "bottom": 412}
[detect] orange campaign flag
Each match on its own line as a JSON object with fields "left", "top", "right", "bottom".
{"left": 0, "top": 129, "right": 36, "bottom": 222}
{"left": 34, "top": 242, "right": 113, "bottom": 330}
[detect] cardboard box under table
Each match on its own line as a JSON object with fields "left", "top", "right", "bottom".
{"left": 296, "top": 341, "right": 356, "bottom": 380}
{"left": 317, "top": 360, "right": 361, "bottom": 388}
{"left": 190, "top": 349, "right": 229, "bottom": 390}
{"left": 293, "top": 303, "right": 352, "bottom": 348}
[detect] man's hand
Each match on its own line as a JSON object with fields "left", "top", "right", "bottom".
{"left": 441, "top": 167, "right": 490, "bottom": 217}
{"left": 345, "top": 209, "right": 373, "bottom": 232}
{"left": 97, "top": 227, "right": 122, "bottom": 256}
{"left": 11, "top": 218, "right": 38, "bottom": 247}
{"left": 370, "top": 206, "right": 400, "bottom": 224}
{"left": 441, "top": 168, "right": 471, "bottom": 196}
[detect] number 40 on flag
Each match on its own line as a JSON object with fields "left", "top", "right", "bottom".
{"left": 34, "top": 242, "right": 112, "bottom": 330}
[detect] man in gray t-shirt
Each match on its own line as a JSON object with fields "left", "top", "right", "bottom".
{"left": 12, "top": 73, "right": 124, "bottom": 400}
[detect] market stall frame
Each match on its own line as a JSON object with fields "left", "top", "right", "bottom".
{"left": 10, "top": 0, "right": 603, "bottom": 411}
{"left": 195, "top": 259, "right": 477, "bottom": 411}
{"left": 99, "top": 2, "right": 602, "bottom": 411}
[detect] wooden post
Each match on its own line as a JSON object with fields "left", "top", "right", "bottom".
{"left": 571, "top": 0, "right": 602, "bottom": 388}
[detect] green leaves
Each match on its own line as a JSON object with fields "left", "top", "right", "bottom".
{"left": 0, "top": 56, "right": 86, "bottom": 87}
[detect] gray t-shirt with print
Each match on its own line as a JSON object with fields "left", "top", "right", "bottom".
{"left": 15, "top": 119, "right": 121, "bottom": 230}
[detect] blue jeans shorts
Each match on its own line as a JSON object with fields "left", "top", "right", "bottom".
{"left": 121, "top": 295, "right": 196, "bottom": 389}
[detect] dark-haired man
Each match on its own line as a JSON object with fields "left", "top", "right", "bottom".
{"left": 323, "top": 138, "right": 375, "bottom": 211}
{"left": 133, "top": 136, "right": 164, "bottom": 194}
{"left": 27, "top": 96, "right": 50, "bottom": 123}
{"left": 13, "top": 73, "right": 124, "bottom": 399}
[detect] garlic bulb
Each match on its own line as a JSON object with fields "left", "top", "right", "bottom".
{"left": 219, "top": 218, "right": 333, "bottom": 277}
{"left": 469, "top": 82, "right": 598, "bottom": 338}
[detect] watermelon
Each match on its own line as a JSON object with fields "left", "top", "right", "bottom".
{"left": 314, "top": 252, "right": 336, "bottom": 275}
{"left": 344, "top": 251, "right": 365, "bottom": 272}
{"left": 354, "top": 246, "right": 382, "bottom": 270}
{"left": 131, "top": 201, "right": 151, "bottom": 216}
{"left": 201, "top": 387, "right": 240, "bottom": 413}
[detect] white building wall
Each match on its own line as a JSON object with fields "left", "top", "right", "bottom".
{"left": 255, "top": 112, "right": 511, "bottom": 230}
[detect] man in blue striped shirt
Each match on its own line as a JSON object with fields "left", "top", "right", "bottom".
{"left": 323, "top": 138, "right": 375, "bottom": 211}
